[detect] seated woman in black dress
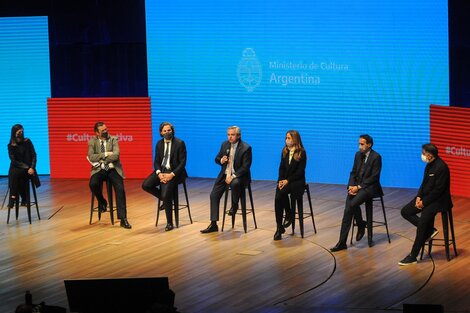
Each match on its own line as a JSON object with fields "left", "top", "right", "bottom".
{"left": 7, "top": 124, "right": 37, "bottom": 209}
{"left": 274, "top": 130, "right": 307, "bottom": 240}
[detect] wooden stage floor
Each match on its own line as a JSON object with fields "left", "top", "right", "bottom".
{"left": 0, "top": 177, "right": 469, "bottom": 313}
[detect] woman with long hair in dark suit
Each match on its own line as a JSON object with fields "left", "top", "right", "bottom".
{"left": 274, "top": 130, "right": 307, "bottom": 240}
{"left": 7, "top": 124, "right": 37, "bottom": 209}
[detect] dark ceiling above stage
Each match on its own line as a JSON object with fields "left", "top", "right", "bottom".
{"left": 1, "top": 0, "right": 469, "bottom": 106}
{"left": 0, "top": 0, "right": 148, "bottom": 98}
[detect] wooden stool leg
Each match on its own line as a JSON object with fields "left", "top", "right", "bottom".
{"left": 106, "top": 180, "right": 114, "bottom": 225}
{"left": 183, "top": 181, "right": 193, "bottom": 224}
{"left": 298, "top": 197, "right": 305, "bottom": 238}
{"left": 442, "top": 212, "right": 451, "bottom": 261}
{"left": 381, "top": 197, "right": 391, "bottom": 243}
{"left": 365, "top": 200, "right": 373, "bottom": 246}
{"left": 448, "top": 209, "right": 458, "bottom": 257}
{"left": 15, "top": 197, "right": 20, "bottom": 220}
{"left": 31, "top": 182, "right": 40, "bottom": 220}
{"left": 248, "top": 184, "right": 257, "bottom": 229}
{"left": 90, "top": 193, "right": 95, "bottom": 224}
{"left": 156, "top": 198, "right": 161, "bottom": 227}
{"left": 305, "top": 185, "right": 316, "bottom": 233}
{"left": 241, "top": 188, "right": 247, "bottom": 233}
{"left": 26, "top": 185, "right": 32, "bottom": 224}
{"left": 221, "top": 188, "right": 229, "bottom": 231}
{"left": 291, "top": 197, "right": 297, "bottom": 235}
{"left": 1, "top": 188, "right": 9, "bottom": 209}
{"left": 174, "top": 188, "right": 180, "bottom": 228}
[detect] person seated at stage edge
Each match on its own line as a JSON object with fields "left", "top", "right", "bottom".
{"left": 398, "top": 143, "right": 453, "bottom": 266}
{"left": 200, "top": 125, "right": 252, "bottom": 233}
{"left": 142, "top": 121, "right": 187, "bottom": 232}
{"left": 7, "top": 124, "right": 40, "bottom": 209}
{"left": 88, "top": 121, "right": 131, "bottom": 229}
{"left": 273, "top": 130, "right": 307, "bottom": 240}
{"left": 330, "top": 134, "right": 383, "bottom": 252}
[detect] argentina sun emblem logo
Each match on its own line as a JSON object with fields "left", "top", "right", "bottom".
{"left": 237, "top": 48, "right": 262, "bottom": 92}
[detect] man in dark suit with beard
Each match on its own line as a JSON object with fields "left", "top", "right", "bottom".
{"left": 331, "top": 134, "right": 383, "bottom": 251}
{"left": 142, "top": 122, "right": 187, "bottom": 231}
{"left": 398, "top": 143, "right": 452, "bottom": 265}
{"left": 200, "top": 126, "right": 252, "bottom": 233}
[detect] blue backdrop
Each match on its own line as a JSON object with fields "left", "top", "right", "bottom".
{"left": 0, "top": 16, "right": 51, "bottom": 175}
{"left": 146, "top": 0, "right": 449, "bottom": 188}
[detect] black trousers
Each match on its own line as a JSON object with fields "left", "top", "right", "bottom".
{"left": 401, "top": 199, "right": 439, "bottom": 258}
{"left": 142, "top": 171, "right": 178, "bottom": 225}
{"left": 89, "top": 169, "right": 127, "bottom": 219}
{"left": 209, "top": 176, "right": 245, "bottom": 222}
{"left": 337, "top": 189, "right": 370, "bottom": 245}
{"left": 274, "top": 184, "right": 304, "bottom": 227}
{"left": 8, "top": 167, "right": 28, "bottom": 204}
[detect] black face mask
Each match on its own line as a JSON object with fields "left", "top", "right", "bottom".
{"left": 102, "top": 132, "right": 109, "bottom": 139}
{"left": 163, "top": 132, "right": 173, "bottom": 140}
{"left": 16, "top": 133, "right": 24, "bottom": 141}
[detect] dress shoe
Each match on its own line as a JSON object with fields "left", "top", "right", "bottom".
{"left": 273, "top": 226, "right": 286, "bottom": 241}
{"left": 228, "top": 207, "right": 236, "bottom": 216}
{"left": 165, "top": 223, "right": 174, "bottom": 231}
{"left": 99, "top": 199, "right": 108, "bottom": 213}
{"left": 330, "top": 243, "right": 347, "bottom": 252}
{"left": 200, "top": 223, "right": 218, "bottom": 233}
{"left": 283, "top": 213, "right": 294, "bottom": 228}
{"left": 356, "top": 222, "right": 366, "bottom": 241}
{"left": 120, "top": 218, "right": 132, "bottom": 229}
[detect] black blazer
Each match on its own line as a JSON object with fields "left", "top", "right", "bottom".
{"left": 417, "top": 156, "right": 453, "bottom": 211}
{"left": 8, "top": 138, "right": 37, "bottom": 170}
{"left": 277, "top": 149, "right": 307, "bottom": 197}
{"left": 154, "top": 137, "right": 187, "bottom": 183}
{"left": 214, "top": 139, "right": 252, "bottom": 184}
{"left": 348, "top": 149, "right": 383, "bottom": 197}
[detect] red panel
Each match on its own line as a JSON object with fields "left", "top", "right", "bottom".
{"left": 48, "top": 97, "right": 152, "bottom": 179}
{"left": 430, "top": 105, "right": 470, "bottom": 197}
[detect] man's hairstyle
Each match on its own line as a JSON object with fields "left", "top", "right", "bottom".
{"left": 359, "top": 134, "right": 373, "bottom": 147}
{"left": 422, "top": 143, "right": 439, "bottom": 157}
{"left": 159, "top": 122, "right": 175, "bottom": 136}
{"left": 227, "top": 125, "right": 241, "bottom": 137}
{"left": 94, "top": 121, "right": 105, "bottom": 133}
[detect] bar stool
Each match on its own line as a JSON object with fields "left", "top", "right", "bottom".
{"left": 156, "top": 180, "right": 192, "bottom": 228}
{"left": 222, "top": 182, "right": 257, "bottom": 233}
{"left": 89, "top": 179, "right": 115, "bottom": 225}
{"left": 289, "top": 183, "right": 317, "bottom": 238}
{"left": 350, "top": 195, "right": 391, "bottom": 246}
{"left": 420, "top": 207, "right": 458, "bottom": 261}
{"left": 7, "top": 177, "right": 40, "bottom": 224}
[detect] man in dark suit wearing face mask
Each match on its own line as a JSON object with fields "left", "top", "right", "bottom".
{"left": 200, "top": 125, "right": 252, "bottom": 233}
{"left": 330, "top": 134, "right": 383, "bottom": 252}
{"left": 142, "top": 122, "right": 187, "bottom": 231}
{"left": 398, "top": 143, "right": 452, "bottom": 266}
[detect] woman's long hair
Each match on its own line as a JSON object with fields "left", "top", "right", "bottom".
{"left": 282, "top": 130, "right": 304, "bottom": 161}
{"left": 10, "top": 124, "right": 24, "bottom": 146}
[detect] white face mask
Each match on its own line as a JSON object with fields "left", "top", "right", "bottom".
{"left": 421, "top": 154, "right": 429, "bottom": 163}
{"left": 285, "top": 139, "right": 294, "bottom": 147}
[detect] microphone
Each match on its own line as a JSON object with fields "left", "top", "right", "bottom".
{"left": 226, "top": 149, "right": 230, "bottom": 156}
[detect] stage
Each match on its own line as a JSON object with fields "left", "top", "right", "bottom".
{"left": 0, "top": 177, "right": 469, "bottom": 313}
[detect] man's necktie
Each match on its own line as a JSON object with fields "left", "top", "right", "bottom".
{"left": 358, "top": 154, "right": 366, "bottom": 180}
{"left": 226, "top": 145, "right": 234, "bottom": 177}
{"left": 101, "top": 141, "right": 109, "bottom": 171}
{"left": 162, "top": 142, "right": 170, "bottom": 169}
